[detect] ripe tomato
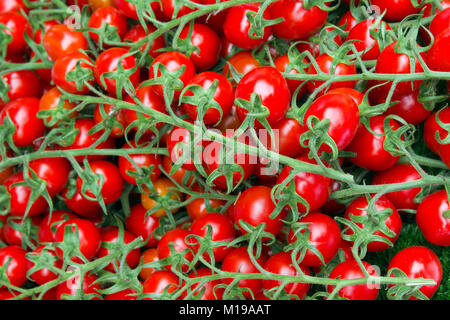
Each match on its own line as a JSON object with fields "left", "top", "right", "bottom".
{"left": 416, "top": 190, "right": 450, "bottom": 246}
{"left": 0, "top": 97, "right": 45, "bottom": 147}
{"left": 52, "top": 51, "right": 95, "bottom": 95}
{"left": 179, "top": 23, "right": 221, "bottom": 71}
{"left": 346, "top": 115, "right": 401, "bottom": 171}
{"left": 115, "top": 0, "right": 165, "bottom": 20}
{"left": 269, "top": 118, "right": 307, "bottom": 158}
{"left": 62, "top": 189, "right": 102, "bottom": 219}
{"left": 344, "top": 195, "right": 402, "bottom": 252}
{"left": 4, "top": 172, "right": 48, "bottom": 217}
{"left": 372, "top": 163, "right": 422, "bottom": 211}
{"left": 2, "top": 70, "right": 41, "bottom": 101}
{"left": 88, "top": 6, "right": 128, "bottom": 43}
{"left": 56, "top": 271, "right": 100, "bottom": 300}
{"left": 274, "top": 54, "right": 307, "bottom": 98}
{"left": 429, "top": 7, "right": 450, "bottom": 38}
{"left": 104, "top": 288, "right": 138, "bottom": 300}
{"left": 43, "top": 24, "right": 88, "bottom": 61}
{"left": 2, "top": 215, "right": 40, "bottom": 247}
{"left": 183, "top": 72, "right": 234, "bottom": 125}
{"left": 307, "top": 53, "right": 357, "bottom": 95}
{"left": 387, "top": 246, "right": 442, "bottom": 300}
{"left": 263, "top": 252, "right": 311, "bottom": 300}
{"left": 126, "top": 204, "right": 160, "bottom": 248}
{"left": 427, "top": 27, "right": 450, "bottom": 72}
{"left": 29, "top": 157, "right": 71, "bottom": 197}
{"left": 55, "top": 218, "right": 102, "bottom": 262}
{"left": 39, "top": 87, "right": 78, "bottom": 126}
{"left": 337, "top": 10, "right": 358, "bottom": 33}
{"left": 0, "top": 0, "right": 28, "bottom": 14}
{"left": 94, "top": 47, "right": 140, "bottom": 96}
{"left": 0, "top": 12, "right": 32, "bottom": 56}
{"left": 157, "top": 227, "right": 195, "bottom": 273}
{"left": 222, "top": 51, "right": 260, "bottom": 81}
{"left": 166, "top": 125, "right": 203, "bottom": 171}
{"left": 385, "top": 89, "right": 430, "bottom": 125}
{"left": 188, "top": 268, "right": 224, "bottom": 300}
{"left": 190, "top": 212, "right": 236, "bottom": 262}
{"left": 221, "top": 246, "right": 267, "bottom": 298}
{"left": 235, "top": 66, "right": 290, "bottom": 126}
{"left": 0, "top": 246, "right": 29, "bottom": 288}
{"left": 161, "top": 156, "right": 194, "bottom": 186}
{"left": 234, "top": 186, "right": 283, "bottom": 238}
{"left": 29, "top": 245, "right": 62, "bottom": 285}
{"left": 328, "top": 260, "right": 379, "bottom": 300}
{"left": 347, "top": 19, "right": 391, "bottom": 61}
{"left": 268, "top": 0, "right": 328, "bottom": 40}
{"left": 96, "top": 227, "right": 141, "bottom": 272}
{"left": 123, "top": 24, "right": 165, "bottom": 58}
{"left": 186, "top": 190, "right": 225, "bottom": 221}
{"left": 369, "top": 0, "right": 420, "bottom": 22}
{"left": 304, "top": 92, "right": 360, "bottom": 151}
{"left": 160, "top": 0, "right": 198, "bottom": 20}
{"left": 93, "top": 103, "right": 127, "bottom": 137}
{"left": 424, "top": 107, "right": 450, "bottom": 155}
{"left": 142, "top": 270, "right": 182, "bottom": 300}
{"left": 141, "top": 178, "right": 183, "bottom": 218}
{"left": 276, "top": 157, "right": 333, "bottom": 212}
{"left": 321, "top": 180, "right": 346, "bottom": 215}
{"left": 139, "top": 248, "right": 159, "bottom": 281}
{"left": 223, "top": 4, "right": 272, "bottom": 50}
{"left": 288, "top": 212, "right": 341, "bottom": 267}
{"left": 38, "top": 211, "right": 77, "bottom": 243}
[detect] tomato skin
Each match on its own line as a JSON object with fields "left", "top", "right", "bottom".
{"left": 0, "top": 97, "right": 45, "bottom": 147}
{"left": 96, "top": 227, "right": 141, "bottom": 272}
{"left": 263, "top": 252, "right": 311, "bottom": 300}
{"left": 186, "top": 194, "right": 225, "bottom": 221}
{"left": 268, "top": 0, "right": 328, "bottom": 40}
{"left": 162, "top": 156, "right": 194, "bottom": 187}
{"left": 372, "top": 164, "right": 422, "bottom": 211}
{"left": 4, "top": 172, "right": 48, "bottom": 217}
{"left": 62, "top": 189, "right": 102, "bottom": 219}
{"left": 2, "top": 215, "right": 40, "bottom": 247}
{"left": 190, "top": 213, "right": 236, "bottom": 262}
{"left": 179, "top": 23, "right": 221, "bottom": 71}
{"left": 55, "top": 218, "right": 102, "bottom": 262}
{"left": 43, "top": 24, "right": 88, "bottom": 61}
{"left": 115, "top": 0, "right": 165, "bottom": 20}
{"left": 427, "top": 28, "right": 450, "bottom": 72}
{"left": 304, "top": 92, "right": 360, "bottom": 151}
{"left": 125, "top": 204, "right": 160, "bottom": 248}
{"left": 160, "top": 0, "right": 197, "bottom": 20}
{"left": 142, "top": 270, "right": 181, "bottom": 300}
{"left": 0, "top": 0, "right": 28, "bottom": 14}
{"left": 385, "top": 90, "right": 431, "bottom": 125}
{"left": 346, "top": 115, "right": 401, "bottom": 171}
{"left": 328, "top": 260, "right": 379, "bottom": 300}
{"left": 222, "top": 51, "right": 260, "bottom": 81}
{"left": 369, "top": 0, "right": 420, "bottom": 22}
{"left": 123, "top": 24, "right": 165, "bottom": 58}
{"left": 387, "top": 246, "right": 442, "bottom": 300}
{"left": 94, "top": 47, "right": 140, "bottom": 96}
{"left": 56, "top": 271, "right": 100, "bottom": 300}
{"left": 29, "top": 157, "right": 71, "bottom": 197}
{"left": 337, "top": 10, "right": 358, "bottom": 33}
{"left": 183, "top": 72, "right": 234, "bottom": 125}
{"left": 141, "top": 178, "right": 183, "bottom": 218}
{"left": 148, "top": 51, "right": 196, "bottom": 101}
{"left": 188, "top": 268, "right": 224, "bottom": 300}
{"left": 118, "top": 143, "right": 162, "bottom": 185}
{"left": 221, "top": 246, "right": 267, "bottom": 299}
{"left": 52, "top": 51, "right": 95, "bottom": 95}
{"left": 39, "top": 87, "right": 78, "bottom": 126}
{"left": 274, "top": 54, "right": 307, "bottom": 98}
{"left": 2, "top": 70, "right": 42, "bottom": 101}
{"left": 416, "top": 190, "right": 450, "bottom": 246}
{"left": 347, "top": 19, "right": 391, "bottom": 61}
{"left": 235, "top": 66, "right": 291, "bottom": 126}
{"left": 88, "top": 6, "right": 128, "bottom": 43}
{"left": 288, "top": 212, "right": 341, "bottom": 267}
{"left": 276, "top": 157, "right": 333, "bottom": 212}
{"left": 429, "top": 8, "right": 450, "bottom": 38}
{"left": 223, "top": 4, "right": 272, "bottom": 50}
{"left": 344, "top": 195, "right": 402, "bottom": 252}
{"left": 271, "top": 118, "right": 307, "bottom": 158}
{"left": 93, "top": 103, "right": 126, "bottom": 138}
{"left": 307, "top": 54, "right": 357, "bottom": 95}
{"left": 0, "top": 246, "right": 30, "bottom": 288}
{"left": 29, "top": 245, "right": 62, "bottom": 285}
{"left": 104, "top": 288, "right": 138, "bottom": 300}
{"left": 139, "top": 248, "right": 159, "bottom": 281}
{"left": 424, "top": 107, "right": 450, "bottom": 155}
{"left": 38, "top": 211, "right": 77, "bottom": 243}
{"left": 234, "top": 186, "right": 283, "bottom": 238}
{"left": 157, "top": 227, "right": 195, "bottom": 273}
{"left": 166, "top": 125, "right": 201, "bottom": 171}
{"left": 0, "top": 12, "right": 32, "bottom": 56}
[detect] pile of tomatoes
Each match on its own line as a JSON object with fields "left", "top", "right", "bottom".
{"left": 0, "top": 0, "right": 449, "bottom": 301}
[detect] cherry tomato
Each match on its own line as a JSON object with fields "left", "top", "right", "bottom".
{"left": 1, "top": 70, "right": 41, "bottom": 101}
{"left": 161, "top": 156, "right": 195, "bottom": 187}
{"left": 166, "top": 125, "right": 204, "bottom": 171}
{"left": 142, "top": 270, "right": 182, "bottom": 300}
{"left": 387, "top": 246, "right": 442, "bottom": 300}
{"left": 38, "top": 211, "right": 77, "bottom": 243}
{"left": 62, "top": 189, "right": 102, "bottom": 219}
{"left": 263, "top": 252, "right": 311, "bottom": 300}
{"left": 429, "top": 7, "right": 450, "bottom": 38}
{"left": 223, "top": 4, "right": 272, "bottom": 50}
{"left": 56, "top": 271, "right": 100, "bottom": 300}
{"left": 186, "top": 194, "right": 225, "bottom": 221}
{"left": 328, "top": 260, "right": 379, "bottom": 300}
{"left": 126, "top": 204, "right": 160, "bottom": 248}
{"left": 104, "top": 288, "right": 138, "bottom": 300}
{"left": 0, "top": 97, "right": 45, "bottom": 147}
{"left": 424, "top": 107, "right": 450, "bottom": 155}
{"left": 188, "top": 268, "right": 224, "bottom": 300}
{"left": 43, "top": 24, "right": 88, "bottom": 61}
{"left": 274, "top": 54, "right": 307, "bottom": 98}
{"left": 347, "top": 19, "right": 391, "bottom": 61}
{"left": 29, "top": 245, "right": 62, "bottom": 285}
{"left": 385, "top": 89, "right": 431, "bottom": 125}
{"left": 160, "top": 0, "right": 198, "bottom": 20}
{"left": 369, "top": 0, "right": 420, "bottom": 22}
{"left": 0, "top": 12, "right": 32, "bottom": 56}
{"left": 39, "top": 87, "right": 78, "bottom": 126}
{"left": 269, "top": 117, "right": 307, "bottom": 158}
{"left": 190, "top": 212, "right": 236, "bottom": 262}
{"left": 268, "top": 0, "right": 328, "bottom": 40}
{"left": 0, "top": 246, "right": 29, "bottom": 288}
{"left": 344, "top": 195, "right": 402, "bottom": 252}
{"left": 346, "top": 115, "right": 402, "bottom": 171}
{"left": 96, "top": 227, "right": 141, "bottom": 272}
{"left": 222, "top": 50, "right": 260, "bottom": 81}
{"left": 88, "top": 6, "right": 128, "bottom": 43}
{"left": 115, "top": 0, "right": 165, "bottom": 20}
{"left": 157, "top": 227, "right": 195, "bottom": 273}
{"left": 123, "top": 24, "right": 165, "bottom": 58}
{"left": 139, "top": 248, "right": 159, "bottom": 281}
{"left": 337, "top": 10, "right": 358, "bottom": 33}
{"left": 2, "top": 215, "right": 40, "bottom": 247}
{"left": 141, "top": 178, "right": 183, "bottom": 218}
{"left": 416, "top": 190, "right": 450, "bottom": 246}
{"left": 183, "top": 71, "right": 234, "bottom": 125}
{"left": 288, "top": 212, "right": 341, "bottom": 267}
{"left": 427, "top": 27, "right": 450, "bottom": 72}
{"left": 29, "top": 157, "right": 71, "bottom": 197}
{"left": 0, "top": 0, "right": 28, "bottom": 14}
{"left": 93, "top": 103, "right": 127, "bottom": 137}
{"left": 321, "top": 181, "right": 346, "bottom": 215}
{"left": 372, "top": 163, "right": 422, "bottom": 211}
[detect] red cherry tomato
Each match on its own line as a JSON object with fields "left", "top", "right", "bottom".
{"left": 115, "top": 0, "right": 165, "bottom": 20}
{"left": 385, "top": 89, "right": 431, "bottom": 125}
{"left": 29, "top": 245, "right": 62, "bottom": 285}
{"left": 274, "top": 54, "right": 307, "bottom": 98}
{"left": 424, "top": 107, "right": 450, "bottom": 155}
{"left": 62, "top": 188, "right": 102, "bottom": 219}
{"left": 104, "top": 288, "right": 138, "bottom": 300}
{"left": 0, "top": 246, "right": 29, "bottom": 288}
{"left": 56, "top": 271, "right": 100, "bottom": 300}
{"left": 188, "top": 268, "right": 224, "bottom": 300}
{"left": 38, "top": 211, "right": 77, "bottom": 243}
{"left": 427, "top": 27, "right": 450, "bottom": 72}
{"left": 88, "top": 6, "right": 128, "bottom": 43}
{"left": 142, "top": 270, "right": 182, "bottom": 300}
{"left": 222, "top": 51, "right": 261, "bottom": 81}
{"left": 29, "top": 157, "right": 71, "bottom": 197}
{"left": 369, "top": 0, "right": 420, "bottom": 22}
{"left": 347, "top": 19, "right": 391, "bottom": 61}
{"left": 160, "top": 0, "right": 198, "bottom": 20}
{"left": 123, "top": 23, "right": 165, "bottom": 58}
{"left": 43, "top": 24, "right": 88, "bottom": 61}
{"left": 157, "top": 227, "right": 195, "bottom": 273}
{"left": 125, "top": 204, "right": 160, "bottom": 248}
{"left": 0, "top": 0, "right": 28, "bottom": 14}
{"left": 0, "top": 12, "right": 32, "bottom": 56}
{"left": 1, "top": 70, "right": 42, "bottom": 101}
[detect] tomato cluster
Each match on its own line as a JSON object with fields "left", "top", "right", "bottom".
{"left": 0, "top": 0, "right": 448, "bottom": 301}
